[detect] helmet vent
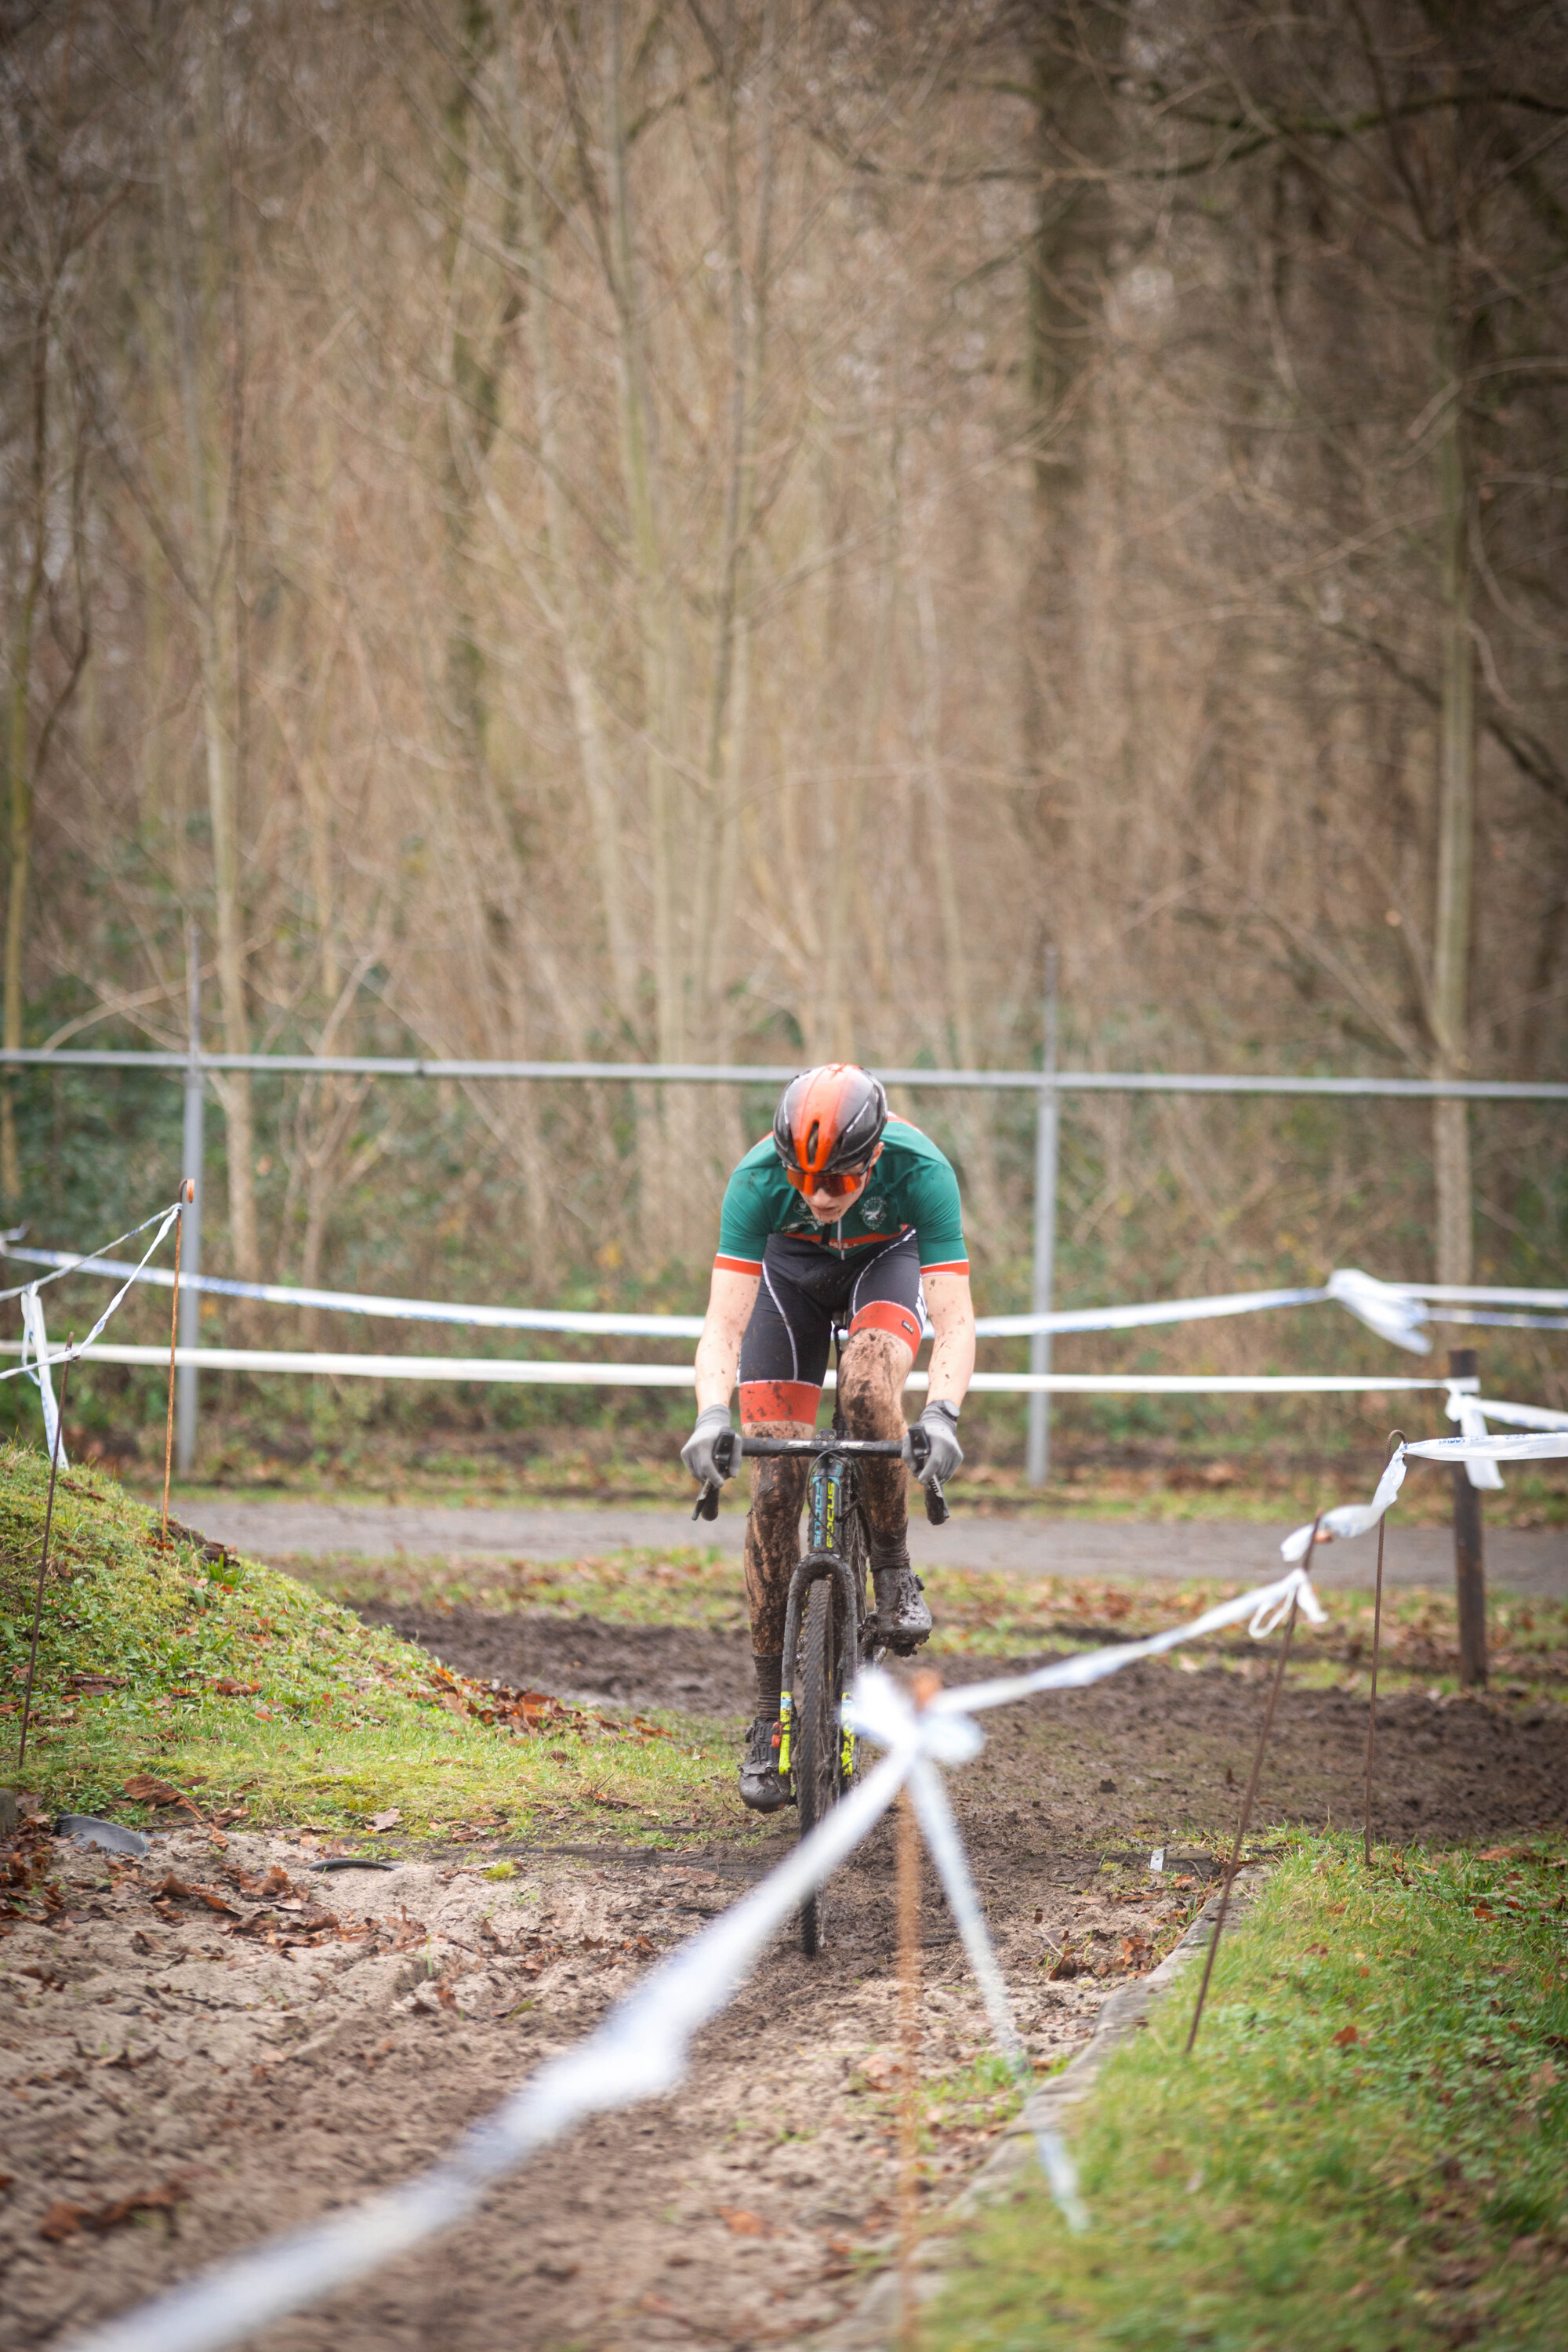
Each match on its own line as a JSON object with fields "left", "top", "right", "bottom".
{"left": 805, "top": 1120, "right": 820, "bottom": 1165}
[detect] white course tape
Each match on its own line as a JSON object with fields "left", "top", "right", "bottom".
{"left": 1280, "top": 1419, "right": 1568, "bottom": 1562}
{"left": 19, "top": 1289, "right": 66, "bottom": 1465}
{"left": 926, "top": 1565, "right": 1326, "bottom": 1720}
{"left": 0, "top": 1200, "right": 181, "bottom": 1385}
{"left": 1280, "top": 1450, "right": 1410, "bottom": 1563}
{"left": 13, "top": 1243, "right": 1554, "bottom": 1348}
{"left": 0, "top": 1245, "right": 707, "bottom": 1339}
{"left": 1443, "top": 1390, "right": 1505, "bottom": 1493}
{"left": 1458, "top": 1395, "right": 1568, "bottom": 1432}
{"left": 1406, "top": 1430, "right": 1568, "bottom": 1465}
{"left": 64, "top": 1566, "right": 1320, "bottom": 2352}
{"left": 0, "top": 1339, "right": 1464, "bottom": 1397}
{"left": 0, "top": 1202, "right": 183, "bottom": 1307}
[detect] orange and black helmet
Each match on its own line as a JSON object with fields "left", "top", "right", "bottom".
{"left": 772, "top": 1064, "right": 888, "bottom": 1191}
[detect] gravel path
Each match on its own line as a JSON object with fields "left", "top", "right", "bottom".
{"left": 183, "top": 1497, "right": 1568, "bottom": 1595}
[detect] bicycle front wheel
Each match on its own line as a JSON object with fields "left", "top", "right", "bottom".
{"left": 795, "top": 1574, "right": 846, "bottom": 1958}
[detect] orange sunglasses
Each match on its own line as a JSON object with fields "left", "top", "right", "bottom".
{"left": 782, "top": 1161, "right": 873, "bottom": 1198}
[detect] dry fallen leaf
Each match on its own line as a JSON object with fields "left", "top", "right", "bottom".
{"left": 1333, "top": 2024, "right": 1361, "bottom": 2047}
{"left": 720, "top": 2207, "right": 768, "bottom": 2236}
{"left": 209, "top": 1678, "right": 260, "bottom": 1697}
{"left": 38, "top": 2202, "right": 88, "bottom": 2242}
{"left": 369, "top": 1809, "right": 401, "bottom": 1834}
{"left": 122, "top": 1774, "right": 199, "bottom": 1807}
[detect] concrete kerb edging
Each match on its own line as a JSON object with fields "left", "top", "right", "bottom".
{"left": 808, "top": 1864, "right": 1272, "bottom": 2352}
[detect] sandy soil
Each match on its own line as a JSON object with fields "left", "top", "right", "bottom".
{"left": 4, "top": 1617, "right": 1566, "bottom": 2352}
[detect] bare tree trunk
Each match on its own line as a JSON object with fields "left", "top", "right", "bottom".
{"left": 1431, "top": 309, "right": 1475, "bottom": 1288}
{"left": 509, "top": 85, "right": 637, "bottom": 1033}
{"left": 604, "top": 0, "right": 692, "bottom": 1262}
{"left": 1, "top": 314, "right": 45, "bottom": 1202}
{"left": 156, "top": 20, "right": 257, "bottom": 1279}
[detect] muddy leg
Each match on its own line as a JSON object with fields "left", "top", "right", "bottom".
{"left": 838, "top": 1331, "right": 914, "bottom": 1541}
{"left": 742, "top": 1418, "right": 811, "bottom": 1657}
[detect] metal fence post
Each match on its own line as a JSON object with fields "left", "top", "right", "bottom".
{"left": 176, "top": 925, "right": 203, "bottom": 1476}
{"left": 1448, "top": 1344, "right": 1487, "bottom": 1687}
{"left": 1025, "top": 953, "right": 1058, "bottom": 1486}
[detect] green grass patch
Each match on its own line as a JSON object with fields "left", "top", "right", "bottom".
{"left": 927, "top": 1833, "right": 1568, "bottom": 2350}
{"left": 0, "top": 1445, "right": 734, "bottom": 1846}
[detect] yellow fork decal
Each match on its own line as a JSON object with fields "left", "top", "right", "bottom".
{"left": 778, "top": 1690, "right": 793, "bottom": 1777}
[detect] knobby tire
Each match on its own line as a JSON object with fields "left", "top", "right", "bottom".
{"left": 795, "top": 1504, "right": 868, "bottom": 1958}
{"left": 795, "top": 1578, "right": 840, "bottom": 1956}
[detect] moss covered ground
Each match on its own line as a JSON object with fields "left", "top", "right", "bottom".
{"left": 927, "top": 1835, "right": 1568, "bottom": 2352}
{"left": 0, "top": 1444, "right": 733, "bottom": 1849}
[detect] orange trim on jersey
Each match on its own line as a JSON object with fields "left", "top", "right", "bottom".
{"left": 713, "top": 1252, "right": 764, "bottom": 1276}
{"left": 739, "top": 1379, "right": 822, "bottom": 1425}
{"left": 920, "top": 1258, "right": 970, "bottom": 1276}
{"left": 848, "top": 1300, "right": 922, "bottom": 1352}
{"left": 795, "top": 1223, "right": 913, "bottom": 1251}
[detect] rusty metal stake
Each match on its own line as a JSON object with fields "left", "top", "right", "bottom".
{"left": 896, "top": 1670, "right": 940, "bottom": 2350}
{"left": 1363, "top": 1432, "right": 1404, "bottom": 1867}
{"left": 1185, "top": 1521, "right": 1315, "bottom": 2054}
{"left": 896, "top": 1780, "right": 921, "bottom": 2351}
{"left": 17, "top": 1350, "right": 72, "bottom": 1773}
{"left": 160, "top": 1181, "right": 193, "bottom": 1542}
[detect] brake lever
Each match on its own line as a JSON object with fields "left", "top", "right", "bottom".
{"left": 905, "top": 1423, "right": 950, "bottom": 1524}
{"left": 691, "top": 1427, "right": 739, "bottom": 1520}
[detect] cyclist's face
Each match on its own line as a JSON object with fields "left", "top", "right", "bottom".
{"left": 798, "top": 1142, "right": 880, "bottom": 1222}
{"left": 802, "top": 1170, "right": 868, "bottom": 1222}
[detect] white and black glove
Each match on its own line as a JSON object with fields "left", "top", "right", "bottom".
{"left": 681, "top": 1404, "right": 736, "bottom": 1489}
{"left": 903, "top": 1399, "right": 962, "bottom": 1486}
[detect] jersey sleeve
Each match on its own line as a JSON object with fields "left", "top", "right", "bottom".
{"left": 909, "top": 1153, "right": 969, "bottom": 1274}
{"left": 715, "top": 1159, "right": 774, "bottom": 1273}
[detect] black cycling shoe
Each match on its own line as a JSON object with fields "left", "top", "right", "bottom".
{"left": 739, "top": 1713, "right": 791, "bottom": 1813}
{"left": 872, "top": 1559, "right": 933, "bottom": 1653}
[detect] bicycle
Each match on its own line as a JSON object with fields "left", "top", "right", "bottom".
{"left": 691, "top": 1344, "right": 950, "bottom": 1956}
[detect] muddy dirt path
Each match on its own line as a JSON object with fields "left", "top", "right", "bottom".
{"left": 5, "top": 1618, "right": 1566, "bottom": 2352}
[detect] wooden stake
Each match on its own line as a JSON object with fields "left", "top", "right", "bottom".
{"left": 161, "top": 1179, "right": 192, "bottom": 1543}
{"left": 17, "top": 1350, "right": 71, "bottom": 1773}
{"left": 1363, "top": 1432, "right": 1404, "bottom": 1868}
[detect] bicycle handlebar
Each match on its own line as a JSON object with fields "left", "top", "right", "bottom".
{"left": 690, "top": 1426, "right": 949, "bottom": 1526}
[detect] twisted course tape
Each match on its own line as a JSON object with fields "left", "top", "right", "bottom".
{"left": 11, "top": 1243, "right": 1563, "bottom": 1345}
{"left": 2, "top": 1202, "right": 182, "bottom": 1389}
{"left": 0, "top": 1338, "right": 1464, "bottom": 1397}
{"left": 1279, "top": 1426, "right": 1568, "bottom": 1563}
{"left": 64, "top": 1565, "right": 1320, "bottom": 2352}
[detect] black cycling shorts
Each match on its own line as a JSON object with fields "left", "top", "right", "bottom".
{"left": 738, "top": 1229, "right": 924, "bottom": 1424}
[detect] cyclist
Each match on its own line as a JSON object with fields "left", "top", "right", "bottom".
{"left": 681, "top": 1064, "right": 975, "bottom": 1813}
